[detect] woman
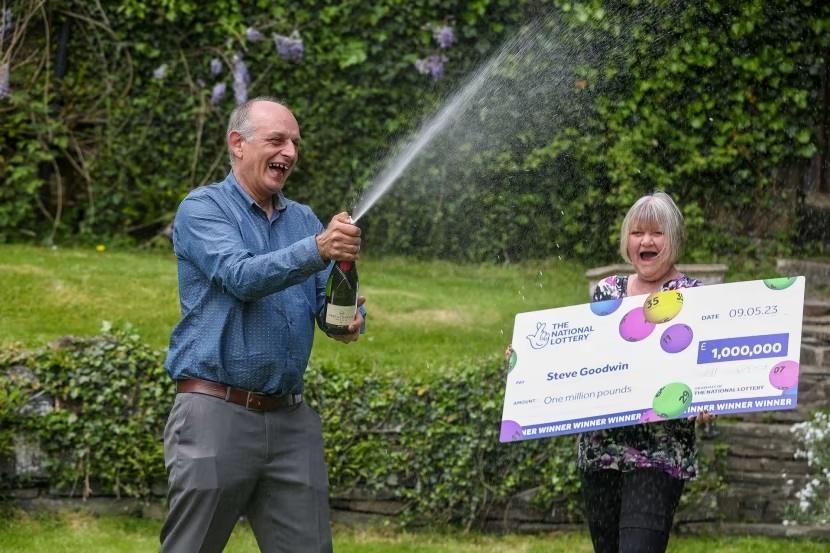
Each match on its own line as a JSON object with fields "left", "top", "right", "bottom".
{"left": 579, "top": 191, "right": 711, "bottom": 553}
{"left": 505, "top": 191, "right": 710, "bottom": 552}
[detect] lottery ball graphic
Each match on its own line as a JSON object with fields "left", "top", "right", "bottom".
{"left": 639, "top": 409, "right": 666, "bottom": 423}
{"left": 652, "top": 382, "right": 693, "bottom": 418}
{"left": 769, "top": 360, "right": 799, "bottom": 390}
{"left": 619, "top": 307, "right": 656, "bottom": 342}
{"left": 507, "top": 350, "right": 518, "bottom": 372}
{"left": 590, "top": 297, "right": 623, "bottom": 316}
{"left": 643, "top": 290, "right": 684, "bottom": 324}
{"left": 660, "top": 324, "right": 694, "bottom": 354}
{"left": 500, "top": 420, "right": 523, "bottom": 442}
{"left": 764, "top": 277, "right": 797, "bottom": 290}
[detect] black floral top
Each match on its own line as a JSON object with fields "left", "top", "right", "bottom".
{"left": 577, "top": 274, "right": 702, "bottom": 480}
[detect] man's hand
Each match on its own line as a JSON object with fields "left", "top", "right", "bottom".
{"left": 316, "top": 212, "right": 361, "bottom": 261}
{"left": 329, "top": 296, "right": 366, "bottom": 343}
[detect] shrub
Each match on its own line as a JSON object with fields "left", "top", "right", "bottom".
{"left": 786, "top": 411, "right": 830, "bottom": 525}
{"left": 0, "top": 328, "right": 582, "bottom": 525}
{"left": 0, "top": 328, "right": 728, "bottom": 528}
{"left": 1, "top": 1, "right": 827, "bottom": 261}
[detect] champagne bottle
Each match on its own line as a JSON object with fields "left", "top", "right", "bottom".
{"left": 324, "top": 260, "right": 359, "bottom": 335}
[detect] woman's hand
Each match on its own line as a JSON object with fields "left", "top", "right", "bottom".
{"left": 688, "top": 410, "right": 717, "bottom": 424}
{"left": 504, "top": 344, "right": 514, "bottom": 360}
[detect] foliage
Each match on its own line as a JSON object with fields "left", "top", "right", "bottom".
{"left": 307, "top": 359, "right": 581, "bottom": 528}
{"left": 1, "top": 1, "right": 827, "bottom": 262}
{"left": 677, "top": 437, "right": 729, "bottom": 522}
{"left": 786, "top": 410, "right": 830, "bottom": 525}
{"left": 0, "top": 0, "right": 534, "bottom": 246}
{"left": 0, "top": 329, "right": 733, "bottom": 529}
{"left": 0, "top": 324, "right": 172, "bottom": 498}
{"left": 0, "top": 345, "right": 29, "bottom": 461}
{"left": 0, "top": 329, "right": 582, "bottom": 525}
{"left": 506, "top": 0, "right": 829, "bottom": 262}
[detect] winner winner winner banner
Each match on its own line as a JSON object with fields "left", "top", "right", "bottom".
{"left": 500, "top": 277, "right": 805, "bottom": 443}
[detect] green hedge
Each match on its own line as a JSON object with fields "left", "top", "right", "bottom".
{"left": 0, "top": 0, "right": 533, "bottom": 249}
{"left": 0, "top": 327, "right": 730, "bottom": 527}
{"left": 0, "top": 327, "right": 172, "bottom": 498}
{"left": 1, "top": 1, "right": 827, "bottom": 261}
{"left": 0, "top": 327, "right": 582, "bottom": 526}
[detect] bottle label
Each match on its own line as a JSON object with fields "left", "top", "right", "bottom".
{"left": 326, "top": 303, "right": 357, "bottom": 327}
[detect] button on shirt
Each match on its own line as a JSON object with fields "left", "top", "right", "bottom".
{"left": 165, "top": 171, "right": 328, "bottom": 395}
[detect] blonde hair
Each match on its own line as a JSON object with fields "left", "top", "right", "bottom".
{"left": 619, "top": 191, "right": 685, "bottom": 264}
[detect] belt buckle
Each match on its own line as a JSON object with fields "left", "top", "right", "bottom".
{"left": 245, "top": 391, "right": 263, "bottom": 411}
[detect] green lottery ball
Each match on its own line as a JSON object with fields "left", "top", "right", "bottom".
{"left": 643, "top": 290, "right": 684, "bottom": 324}
{"left": 508, "top": 350, "right": 518, "bottom": 372}
{"left": 763, "top": 277, "right": 797, "bottom": 290}
{"left": 652, "top": 382, "right": 693, "bottom": 418}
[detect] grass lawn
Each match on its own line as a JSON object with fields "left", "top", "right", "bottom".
{"left": 0, "top": 244, "right": 586, "bottom": 377}
{"left": 0, "top": 510, "right": 826, "bottom": 553}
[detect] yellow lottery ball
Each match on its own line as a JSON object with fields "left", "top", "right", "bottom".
{"left": 643, "top": 290, "right": 684, "bottom": 324}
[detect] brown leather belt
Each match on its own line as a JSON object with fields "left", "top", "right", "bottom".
{"left": 176, "top": 378, "right": 303, "bottom": 411}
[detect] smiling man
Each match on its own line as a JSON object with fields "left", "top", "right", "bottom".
{"left": 160, "top": 97, "right": 365, "bottom": 553}
{"left": 227, "top": 100, "right": 300, "bottom": 217}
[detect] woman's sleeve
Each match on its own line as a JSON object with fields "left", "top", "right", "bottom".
{"left": 592, "top": 276, "right": 619, "bottom": 302}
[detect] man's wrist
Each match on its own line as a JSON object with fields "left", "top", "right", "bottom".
{"left": 314, "top": 233, "right": 329, "bottom": 262}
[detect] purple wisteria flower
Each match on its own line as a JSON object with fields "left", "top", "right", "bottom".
{"left": 273, "top": 31, "right": 304, "bottom": 63}
{"left": 210, "top": 82, "right": 226, "bottom": 105}
{"left": 0, "top": 63, "right": 9, "bottom": 100}
{"left": 232, "top": 53, "right": 250, "bottom": 105}
{"left": 433, "top": 25, "right": 455, "bottom": 49}
{"left": 414, "top": 54, "right": 447, "bottom": 80}
{"left": 245, "top": 26, "right": 264, "bottom": 42}
{"left": 209, "top": 57, "right": 223, "bottom": 76}
{"left": 152, "top": 63, "right": 168, "bottom": 80}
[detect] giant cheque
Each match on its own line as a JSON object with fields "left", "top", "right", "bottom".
{"left": 500, "top": 277, "right": 805, "bottom": 442}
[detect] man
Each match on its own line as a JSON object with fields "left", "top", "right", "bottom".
{"left": 160, "top": 96, "right": 364, "bottom": 553}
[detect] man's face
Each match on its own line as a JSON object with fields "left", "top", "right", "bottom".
{"left": 233, "top": 101, "right": 301, "bottom": 197}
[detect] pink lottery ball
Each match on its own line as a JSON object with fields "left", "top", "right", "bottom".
{"left": 619, "top": 307, "right": 656, "bottom": 342}
{"left": 639, "top": 409, "right": 666, "bottom": 423}
{"left": 768, "top": 360, "right": 799, "bottom": 390}
{"left": 660, "top": 324, "right": 694, "bottom": 354}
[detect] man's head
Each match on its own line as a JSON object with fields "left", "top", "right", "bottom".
{"left": 227, "top": 97, "right": 301, "bottom": 199}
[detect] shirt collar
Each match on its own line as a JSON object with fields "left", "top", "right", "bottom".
{"left": 226, "top": 170, "right": 287, "bottom": 213}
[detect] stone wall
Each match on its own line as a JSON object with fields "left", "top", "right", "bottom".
{"left": 711, "top": 299, "right": 829, "bottom": 523}
{"left": 778, "top": 258, "right": 830, "bottom": 296}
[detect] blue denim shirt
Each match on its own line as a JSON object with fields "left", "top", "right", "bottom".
{"left": 165, "top": 171, "right": 329, "bottom": 395}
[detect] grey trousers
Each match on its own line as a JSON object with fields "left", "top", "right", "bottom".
{"left": 160, "top": 392, "right": 332, "bottom": 553}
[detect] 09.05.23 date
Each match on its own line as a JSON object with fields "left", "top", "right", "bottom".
{"left": 727, "top": 305, "right": 778, "bottom": 318}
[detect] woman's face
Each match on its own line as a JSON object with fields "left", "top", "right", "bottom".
{"left": 627, "top": 222, "right": 673, "bottom": 282}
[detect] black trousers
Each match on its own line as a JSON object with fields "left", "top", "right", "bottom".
{"left": 580, "top": 468, "right": 685, "bottom": 553}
